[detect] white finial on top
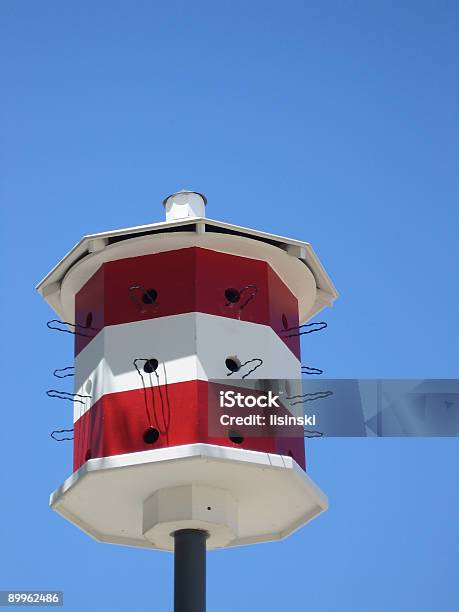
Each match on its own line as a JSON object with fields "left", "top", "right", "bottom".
{"left": 163, "top": 190, "right": 207, "bottom": 221}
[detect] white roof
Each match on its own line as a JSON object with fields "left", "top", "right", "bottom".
{"left": 36, "top": 217, "right": 338, "bottom": 307}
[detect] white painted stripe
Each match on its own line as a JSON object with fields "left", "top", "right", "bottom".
{"left": 73, "top": 312, "right": 301, "bottom": 421}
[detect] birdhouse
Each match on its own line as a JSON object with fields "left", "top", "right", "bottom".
{"left": 37, "top": 191, "right": 337, "bottom": 551}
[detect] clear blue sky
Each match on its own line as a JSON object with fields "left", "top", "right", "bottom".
{"left": 1, "top": 1, "right": 457, "bottom": 610}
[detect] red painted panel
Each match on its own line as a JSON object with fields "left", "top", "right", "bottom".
{"left": 104, "top": 249, "right": 198, "bottom": 327}
{"left": 267, "top": 265, "right": 300, "bottom": 357}
{"left": 73, "top": 380, "right": 306, "bottom": 472}
{"left": 74, "top": 248, "right": 301, "bottom": 358}
{"left": 194, "top": 248, "right": 270, "bottom": 323}
{"left": 74, "top": 266, "right": 105, "bottom": 356}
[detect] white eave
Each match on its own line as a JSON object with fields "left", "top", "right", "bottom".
{"left": 36, "top": 217, "right": 338, "bottom": 307}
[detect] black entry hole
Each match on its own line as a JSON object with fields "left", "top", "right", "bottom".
{"left": 85, "top": 312, "right": 93, "bottom": 328}
{"left": 225, "top": 357, "right": 240, "bottom": 373}
{"left": 143, "top": 427, "right": 159, "bottom": 444}
{"left": 142, "top": 288, "right": 158, "bottom": 305}
{"left": 144, "top": 359, "right": 159, "bottom": 374}
{"left": 282, "top": 314, "right": 289, "bottom": 330}
{"left": 225, "top": 288, "right": 240, "bottom": 303}
{"left": 207, "top": 506, "right": 212, "bottom": 511}
{"left": 229, "top": 430, "right": 244, "bottom": 444}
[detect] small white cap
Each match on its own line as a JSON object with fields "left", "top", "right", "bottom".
{"left": 163, "top": 190, "right": 207, "bottom": 221}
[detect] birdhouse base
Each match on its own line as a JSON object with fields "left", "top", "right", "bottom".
{"left": 50, "top": 444, "right": 328, "bottom": 551}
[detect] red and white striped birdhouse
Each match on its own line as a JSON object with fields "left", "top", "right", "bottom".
{"left": 37, "top": 191, "right": 337, "bottom": 551}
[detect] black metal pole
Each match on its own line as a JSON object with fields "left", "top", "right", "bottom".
{"left": 173, "top": 529, "right": 208, "bottom": 612}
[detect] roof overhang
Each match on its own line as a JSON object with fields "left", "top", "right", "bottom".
{"left": 36, "top": 217, "right": 338, "bottom": 321}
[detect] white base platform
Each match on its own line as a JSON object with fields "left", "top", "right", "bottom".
{"left": 50, "top": 444, "right": 328, "bottom": 551}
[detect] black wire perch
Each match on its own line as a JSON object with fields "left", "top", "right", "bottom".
{"left": 226, "top": 358, "right": 264, "bottom": 379}
{"left": 47, "top": 319, "right": 97, "bottom": 338}
{"left": 50, "top": 428, "right": 74, "bottom": 441}
{"left": 128, "top": 285, "right": 159, "bottom": 314}
{"left": 46, "top": 390, "right": 91, "bottom": 404}
{"left": 53, "top": 366, "right": 75, "bottom": 379}
{"left": 301, "top": 365, "right": 324, "bottom": 375}
{"left": 286, "top": 390, "right": 334, "bottom": 406}
{"left": 133, "top": 358, "right": 171, "bottom": 435}
{"left": 225, "top": 284, "right": 258, "bottom": 313}
{"left": 304, "top": 430, "right": 324, "bottom": 438}
{"left": 282, "top": 321, "right": 327, "bottom": 338}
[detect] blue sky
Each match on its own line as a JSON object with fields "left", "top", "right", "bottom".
{"left": 0, "top": 1, "right": 457, "bottom": 610}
